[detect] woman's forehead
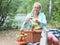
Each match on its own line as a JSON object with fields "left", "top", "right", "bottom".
{"left": 33, "top": 5, "right": 40, "bottom": 8}
{"left": 34, "top": 5, "right": 40, "bottom": 7}
{"left": 33, "top": 2, "right": 41, "bottom": 8}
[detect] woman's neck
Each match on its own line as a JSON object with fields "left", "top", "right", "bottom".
{"left": 34, "top": 14, "right": 38, "bottom": 18}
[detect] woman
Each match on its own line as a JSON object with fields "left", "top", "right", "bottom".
{"left": 20, "top": 2, "right": 59, "bottom": 45}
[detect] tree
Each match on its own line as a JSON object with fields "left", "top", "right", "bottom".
{"left": 49, "top": 0, "right": 60, "bottom": 29}
{"left": 0, "top": 0, "right": 21, "bottom": 27}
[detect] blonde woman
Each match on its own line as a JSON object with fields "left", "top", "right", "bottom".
{"left": 20, "top": 2, "right": 59, "bottom": 45}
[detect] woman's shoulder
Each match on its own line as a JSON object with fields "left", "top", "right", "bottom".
{"left": 39, "top": 12, "right": 44, "bottom": 14}
{"left": 39, "top": 12, "right": 45, "bottom": 16}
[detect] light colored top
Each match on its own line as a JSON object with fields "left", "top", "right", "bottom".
{"left": 21, "top": 12, "right": 47, "bottom": 30}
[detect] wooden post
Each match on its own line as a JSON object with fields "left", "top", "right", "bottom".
{"left": 49, "top": 0, "right": 52, "bottom": 21}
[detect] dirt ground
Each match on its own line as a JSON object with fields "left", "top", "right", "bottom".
{"left": 0, "top": 29, "right": 60, "bottom": 45}
{"left": 0, "top": 29, "right": 19, "bottom": 45}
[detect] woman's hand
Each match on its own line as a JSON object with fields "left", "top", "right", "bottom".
{"left": 25, "top": 18, "right": 32, "bottom": 22}
{"left": 35, "top": 19, "right": 39, "bottom": 23}
{"left": 20, "top": 28, "right": 23, "bottom": 31}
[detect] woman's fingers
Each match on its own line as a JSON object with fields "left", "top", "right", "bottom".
{"left": 35, "top": 20, "right": 39, "bottom": 23}
{"left": 25, "top": 18, "right": 32, "bottom": 22}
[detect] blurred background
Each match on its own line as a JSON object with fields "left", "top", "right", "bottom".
{"left": 0, "top": 0, "right": 60, "bottom": 30}
{"left": 0, "top": 0, "right": 60, "bottom": 45}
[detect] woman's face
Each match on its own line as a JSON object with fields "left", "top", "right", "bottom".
{"left": 33, "top": 5, "right": 40, "bottom": 14}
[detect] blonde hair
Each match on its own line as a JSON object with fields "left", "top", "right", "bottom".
{"left": 32, "top": 2, "right": 42, "bottom": 12}
{"left": 33, "top": 2, "right": 41, "bottom": 9}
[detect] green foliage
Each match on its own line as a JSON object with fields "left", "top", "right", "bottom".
{"left": 0, "top": 0, "right": 21, "bottom": 29}
{"left": 16, "top": 0, "right": 27, "bottom": 13}
{"left": 49, "top": 0, "right": 60, "bottom": 29}
{"left": 0, "top": 0, "right": 60, "bottom": 30}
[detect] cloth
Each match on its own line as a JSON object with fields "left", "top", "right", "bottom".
{"left": 49, "top": 30, "right": 60, "bottom": 37}
{"left": 40, "top": 27, "right": 48, "bottom": 45}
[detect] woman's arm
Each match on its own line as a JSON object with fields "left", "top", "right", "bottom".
{"left": 21, "top": 13, "right": 33, "bottom": 30}
{"left": 35, "top": 13, "right": 47, "bottom": 28}
{"left": 39, "top": 13, "right": 47, "bottom": 25}
{"left": 32, "top": 12, "right": 48, "bottom": 31}
{"left": 39, "top": 13, "right": 48, "bottom": 31}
